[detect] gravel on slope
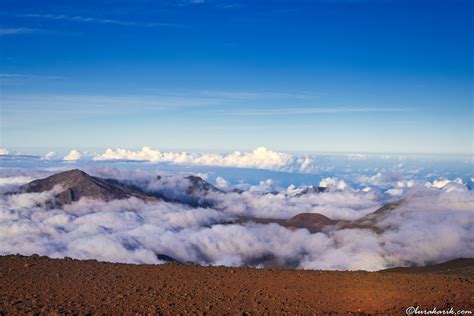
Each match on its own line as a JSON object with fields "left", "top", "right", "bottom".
{"left": 0, "top": 255, "right": 472, "bottom": 315}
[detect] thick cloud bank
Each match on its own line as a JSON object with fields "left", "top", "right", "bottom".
{"left": 1, "top": 167, "right": 472, "bottom": 271}
{"left": 88, "top": 146, "right": 315, "bottom": 173}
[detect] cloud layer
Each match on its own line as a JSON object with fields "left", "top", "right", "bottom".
{"left": 1, "top": 166, "right": 472, "bottom": 271}
{"left": 80, "top": 146, "right": 315, "bottom": 173}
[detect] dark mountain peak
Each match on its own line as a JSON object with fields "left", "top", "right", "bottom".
{"left": 63, "top": 169, "right": 88, "bottom": 176}
{"left": 354, "top": 200, "right": 405, "bottom": 226}
{"left": 24, "top": 169, "right": 91, "bottom": 193}
{"left": 185, "top": 175, "right": 204, "bottom": 184}
{"left": 185, "top": 175, "right": 223, "bottom": 196}
{"left": 294, "top": 186, "right": 327, "bottom": 197}
{"left": 21, "top": 169, "right": 157, "bottom": 207}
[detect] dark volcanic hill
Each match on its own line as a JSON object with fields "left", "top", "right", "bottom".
{"left": 237, "top": 200, "right": 404, "bottom": 234}
{"left": 286, "top": 213, "right": 347, "bottom": 232}
{"left": 20, "top": 169, "right": 157, "bottom": 206}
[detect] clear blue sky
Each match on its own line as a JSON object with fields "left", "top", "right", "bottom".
{"left": 0, "top": 0, "right": 472, "bottom": 155}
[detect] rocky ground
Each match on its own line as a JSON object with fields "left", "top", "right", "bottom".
{"left": 0, "top": 255, "right": 472, "bottom": 315}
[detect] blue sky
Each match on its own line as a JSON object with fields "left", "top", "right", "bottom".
{"left": 0, "top": 0, "right": 472, "bottom": 155}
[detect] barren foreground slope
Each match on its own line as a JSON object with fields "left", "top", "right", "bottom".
{"left": 0, "top": 255, "right": 472, "bottom": 314}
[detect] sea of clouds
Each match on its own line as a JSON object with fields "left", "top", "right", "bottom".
{"left": 0, "top": 147, "right": 473, "bottom": 271}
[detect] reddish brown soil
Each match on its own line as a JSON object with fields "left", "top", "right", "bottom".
{"left": 0, "top": 255, "right": 472, "bottom": 315}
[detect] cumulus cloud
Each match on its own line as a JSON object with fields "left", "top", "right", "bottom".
{"left": 425, "top": 178, "right": 467, "bottom": 193}
{"left": 385, "top": 188, "right": 404, "bottom": 196}
{"left": 0, "top": 148, "right": 9, "bottom": 155}
{"left": 215, "top": 176, "right": 230, "bottom": 189}
{"left": 93, "top": 146, "right": 316, "bottom": 173}
{"left": 63, "top": 149, "right": 82, "bottom": 161}
{"left": 42, "top": 151, "right": 57, "bottom": 160}
{"left": 357, "top": 172, "right": 403, "bottom": 187}
{"left": 319, "top": 177, "right": 348, "bottom": 191}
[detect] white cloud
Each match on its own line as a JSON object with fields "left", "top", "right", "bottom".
{"left": 0, "top": 175, "right": 38, "bottom": 194}
{"left": 0, "top": 176, "right": 35, "bottom": 187}
{"left": 356, "top": 172, "right": 421, "bottom": 192}
{"left": 0, "top": 73, "right": 65, "bottom": 80}
{"left": 0, "top": 148, "right": 8, "bottom": 155}
{"left": 193, "top": 172, "right": 209, "bottom": 180}
{"left": 1, "top": 94, "right": 224, "bottom": 123}
{"left": 215, "top": 176, "right": 230, "bottom": 189}
{"left": 319, "top": 177, "right": 348, "bottom": 191}
{"left": 425, "top": 178, "right": 467, "bottom": 192}
{"left": 385, "top": 188, "right": 404, "bottom": 196}
{"left": 211, "top": 185, "right": 381, "bottom": 220}
{"left": 347, "top": 153, "right": 368, "bottom": 160}
{"left": 200, "top": 90, "right": 319, "bottom": 100}
{"left": 228, "top": 107, "right": 409, "bottom": 116}
{"left": 23, "top": 14, "right": 180, "bottom": 28}
{"left": 42, "top": 151, "right": 57, "bottom": 160}
{"left": 63, "top": 149, "right": 82, "bottom": 161}
{"left": 0, "top": 28, "right": 40, "bottom": 36}
{"left": 429, "top": 179, "right": 452, "bottom": 189}
{"left": 94, "top": 146, "right": 315, "bottom": 173}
